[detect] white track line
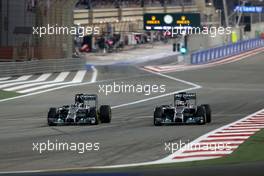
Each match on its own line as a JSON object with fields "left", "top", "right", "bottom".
{"left": 224, "top": 127, "right": 262, "bottom": 130}
{"left": 0, "top": 67, "right": 99, "bottom": 103}
{"left": 91, "top": 66, "right": 98, "bottom": 83}
{"left": 219, "top": 129, "right": 260, "bottom": 133}
{"left": 168, "top": 156, "right": 222, "bottom": 162}
{"left": 17, "top": 70, "right": 87, "bottom": 93}
{"left": 1, "top": 73, "right": 52, "bottom": 90}
{"left": 184, "top": 146, "right": 239, "bottom": 151}
{"left": 112, "top": 86, "right": 200, "bottom": 109}
{"left": 176, "top": 150, "right": 234, "bottom": 156}
{"left": 231, "top": 124, "right": 264, "bottom": 126}
{"left": 208, "top": 132, "right": 254, "bottom": 137}
{"left": 12, "top": 72, "right": 70, "bottom": 93}
{"left": 15, "top": 69, "right": 93, "bottom": 94}
{"left": 152, "top": 71, "right": 201, "bottom": 88}
{"left": 212, "top": 132, "right": 255, "bottom": 135}
{"left": 0, "top": 77, "right": 10, "bottom": 81}
{"left": 206, "top": 136, "right": 250, "bottom": 139}
{"left": 251, "top": 118, "right": 264, "bottom": 120}
{"left": 0, "top": 66, "right": 197, "bottom": 109}
{"left": 71, "top": 70, "right": 87, "bottom": 83}
{"left": 112, "top": 71, "right": 201, "bottom": 109}
{"left": 0, "top": 75, "right": 32, "bottom": 84}
{"left": 243, "top": 120, "right": 264, "bottom": 122}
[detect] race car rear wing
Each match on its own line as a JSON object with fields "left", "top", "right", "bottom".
{"left": 81, "top": 94, "right": 98, "bottom": 101}
{"left": 75, "top": 94, "right": 98, "bottom": 106}
{"left": 174, "top": 92, "right": 197, "bottom": 106}
{"left": 174, "top": 92, "right": 196, "bottom": 100}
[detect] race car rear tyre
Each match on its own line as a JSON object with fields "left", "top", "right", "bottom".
{"left": 196, "top": 106, "right": 206, "bottom": 125}
{"left": 48, "top": 107, "right": 57, "bottom": 126}
{"left": 202, "top": 104, "right": 211, "bottom": 123}
{"left": 100, "top": 105, "right": 111, "bottom": 123}
{"left": 154, "top": 107, "right": 163, "bottom": 126}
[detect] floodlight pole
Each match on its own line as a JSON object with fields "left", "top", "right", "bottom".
{"left": 222, "top": 0, "right": 229, "bottom": 27}
{"left": 236, "top": 1, "right": 246, "bottom": 27}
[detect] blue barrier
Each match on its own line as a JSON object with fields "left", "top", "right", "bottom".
{"left": 191, "top": 38, "right": 264, "bottom": 65}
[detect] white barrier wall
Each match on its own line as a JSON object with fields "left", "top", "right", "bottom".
{"left": 188, "top": 22, "right": 264, "bottom": 52}
{"left": 191, "top": 38, "right": 264, "bottom": 65}
{"left": 188, "top": 33, "right": 227, "bottom": 52}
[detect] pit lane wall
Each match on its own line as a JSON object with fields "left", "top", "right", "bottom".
{"left": 0, "top": 58, "right": 86, "bottom": 77}
{"left": 191, "top": 38, "right": 264, "bottom": 65}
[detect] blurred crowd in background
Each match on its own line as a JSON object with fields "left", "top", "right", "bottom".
{"left": 75, "top": 0, "right": 195, "bottom": 9}
{"left": 74, "top": 0, "right": 189, "bottom": 54}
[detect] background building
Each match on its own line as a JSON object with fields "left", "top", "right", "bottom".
{"left": 0, "top": 0, "right": 35, "bottom": 60}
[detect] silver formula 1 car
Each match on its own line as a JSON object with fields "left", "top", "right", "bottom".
{"left": 47, "top": 94, "right": 111, "bottom": 126}
{"left": 154, "top": 92, "right": 211, "bottom": 126}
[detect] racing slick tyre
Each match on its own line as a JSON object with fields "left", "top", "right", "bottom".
{"left": 48, "top": 107, "right": 57, "bottom": 126}
{"left": 196, "top": 106, "right": 206, "bottom": 125}
{"left": 154, "top": 107, "right": 163, "bottom": 126}
{"left": 202, "top": 104, "right": 211, "bottom": 123}
{"left": 100, "top": 105, "right": 111, "bottom": 123}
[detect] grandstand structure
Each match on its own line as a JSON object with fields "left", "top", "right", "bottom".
{"left": 0, "top": 0, "right": 219, "bottom": 60}
{"left": 73, "top": 0, "right": 219, "bottom": 51}
{"left": 74, "top": 0, "right": 198, "bottom": 32}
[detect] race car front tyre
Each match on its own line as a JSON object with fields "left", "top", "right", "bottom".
{"left": 48, "top": 107, "right": 57, "bottom": 126}
{"left": 196, "top": 106, "right": 206, "bottom": 125}
{"left": 202, "top": 104, "right": 211, "bottom": 123}
{"left": 154, "top": 107, "right": 163, "bottom": 126}
{"left": 100, "top": 105, "right": 111, "bottom": 123}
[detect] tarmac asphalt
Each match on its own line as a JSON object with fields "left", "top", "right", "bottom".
{"left": 0, "top": 52, "right": 264, "bottom": 174}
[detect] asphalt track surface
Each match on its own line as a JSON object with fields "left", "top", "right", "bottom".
{"left": 0, "top": 52, "right": 264, "bottom": 174}
{"left": 6, "top": 161, "right": 264, "bottom": 176}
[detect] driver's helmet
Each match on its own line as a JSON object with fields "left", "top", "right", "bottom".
{"left": 78, "top": 103, "right": 84, "bottom": 108}
{"left": 177, "top": 96, "right": 187, "bottom": 106}
{"left": 177, "top": 101, "right": 185, "bottom": 106}
{"left": 180, "top": 96, "right": 186, "bottom": 102}
{"left": 75, "top": 95, "right": 80, "bottom": 102}
{"left": 84, "top": 103, "right": 90, "bottom": 109}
